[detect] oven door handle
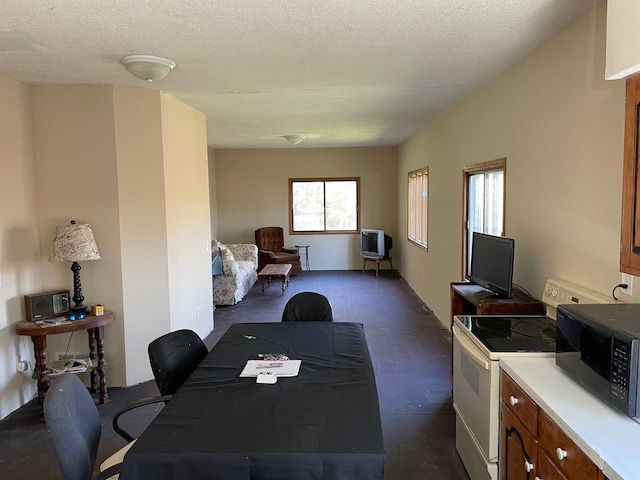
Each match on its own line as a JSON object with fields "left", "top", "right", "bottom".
{"left": 452, "top": 324, "right": 490, "bottom": 371}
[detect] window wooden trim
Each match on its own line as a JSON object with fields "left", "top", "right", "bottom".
{"left": 462, "top": 158, "right": 507, "bottom": 277}
{"left": 289, "top": 177, "right": 360, "bottom": 235}
{"left": 407, "top": 167, "right": 429, "bottom": 251}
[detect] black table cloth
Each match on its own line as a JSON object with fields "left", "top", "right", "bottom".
{"left": 120, "top": 322, "right": 385, "bottom": 480}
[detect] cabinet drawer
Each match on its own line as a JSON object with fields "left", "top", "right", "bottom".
{"left": 538, "top": 450, "right": 569, "bottom": 480}
{"left": 538, "top": 410, "right": 598, "bottom": 480}
{"left": 501, "top": 371, "right": 538, "bottom": 436}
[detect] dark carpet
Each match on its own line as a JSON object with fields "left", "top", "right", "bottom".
{"left": 0, "top": 270, "right": 469, "bottom": 480}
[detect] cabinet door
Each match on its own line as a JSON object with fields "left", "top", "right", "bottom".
{"left": 621, "top": 73, "right": 640, "bottom": 275}
{"left": 500, "top": 405, "right": 538, "bottom": 480}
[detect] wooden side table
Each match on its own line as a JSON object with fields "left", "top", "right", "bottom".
{"left": 362, "top": 257, "right": 394, "bottom": 276}
{"left": 15, "top": 311, "right": 114, "bottom": 405}
{"left": 295, "top": 244, "right": 310, "bottom": 272}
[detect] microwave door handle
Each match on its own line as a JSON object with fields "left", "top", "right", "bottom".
{"left": 452, "top": 324, "right": 490, "bottom": 371}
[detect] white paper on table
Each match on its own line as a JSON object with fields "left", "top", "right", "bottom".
{"left": 239, "top": 360, "right": 301, "bottom": 378}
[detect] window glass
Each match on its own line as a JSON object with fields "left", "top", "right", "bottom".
{"left": 408, "top": 167, "right": 428, "bottom": 249}
{"left": 290, "top": 178, "right": 359, "bottom": 233}
{"left": 463, "top": 159, "right": 506, "bottom": 276}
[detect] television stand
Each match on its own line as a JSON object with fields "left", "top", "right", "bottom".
{"left": 450, "top": 282, "right": 544, "bottom": 318}
{"left": 449, "top": 281, "right": 544, "bottom": 379}
{"left": 362, "top": 257, "right": 394, "bottom": 277}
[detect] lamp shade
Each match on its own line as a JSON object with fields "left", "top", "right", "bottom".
{"left": 49, "top": 222, "right": 101, "bottom": 263}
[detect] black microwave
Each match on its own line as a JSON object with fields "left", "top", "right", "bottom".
{"left": 555, "top": 303, "right": 640, "bottom": 418}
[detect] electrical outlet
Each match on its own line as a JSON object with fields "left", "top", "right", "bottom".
{"left": 621, "top": 273, "right": 634, "bottom": 296}
{"left": 16, "top": 357, "right": 28, "bottom": 372}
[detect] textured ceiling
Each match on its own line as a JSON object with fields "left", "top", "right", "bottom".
{"left": 0, "top": 0, "right": 599, "bottom": 149}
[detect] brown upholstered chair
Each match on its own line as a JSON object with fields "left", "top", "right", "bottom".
{"left": 255, "top": 227, "right": 302, "bottom": 274}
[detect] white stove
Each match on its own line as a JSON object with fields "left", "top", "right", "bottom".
{"left": 452, "top": 278, "right": 612, "bottom": 480}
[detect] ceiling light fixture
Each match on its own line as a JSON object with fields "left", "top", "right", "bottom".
{"left": 283, "top": 135, "right": 305, "bottom": 146}
{"left": 120, "top": 55, "right": 176, "bottom": 82}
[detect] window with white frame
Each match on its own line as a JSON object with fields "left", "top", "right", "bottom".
{"left": 463, "top": 158, "right": 506, "bottom": 275}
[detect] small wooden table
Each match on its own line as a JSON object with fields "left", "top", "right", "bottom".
{"left": 258, "top": 264, "right": 292, "bottom": 295}
{"left": 362, "top": 257, "right": 394, "bottom": 276}
{"left": 15, "top": 311, "right": 114, "bottom": 405}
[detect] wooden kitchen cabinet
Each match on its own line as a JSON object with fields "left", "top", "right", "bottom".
{"left": 500, "top": 371, "right": 601, "bottom": 480}
{"left": 620, "top": 73, "right": 640, "bottom": 276}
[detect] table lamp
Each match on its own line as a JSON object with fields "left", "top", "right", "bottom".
{"left": 49, "top": 220, "right": 101, "bottom": 315}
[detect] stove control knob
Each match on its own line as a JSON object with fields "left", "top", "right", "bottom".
{"left": 509, "top": 395, "right": 519, "bottom": 406}
{"left": 556, "top": 447, "right": 568, "bottom": 461}
{"left": 551, "top": 287, "right": 558, "bottom": 298}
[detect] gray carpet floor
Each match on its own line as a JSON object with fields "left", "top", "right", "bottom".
{"left": 0, "top": 270, "right": 470, "bottom": 480}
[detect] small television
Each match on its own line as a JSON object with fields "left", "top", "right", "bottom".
{"left": 466, "top": 232, "right": 515, "bottom": 299}
{"left": 361, "top": 229, "right": 392, "bottom": 259}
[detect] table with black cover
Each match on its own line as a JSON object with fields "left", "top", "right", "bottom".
{"left": 120, "top": 322, "right": 385, "bottom": 480}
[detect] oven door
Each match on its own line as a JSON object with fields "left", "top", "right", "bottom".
{"left": 452, "top": 324, "right": 500, "bottom": 462}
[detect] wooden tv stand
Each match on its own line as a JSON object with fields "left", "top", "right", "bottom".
{"left": 450, "top": 282, "right": 544, "bottom": 379}
{"left": 450, "top": 281, "right": 544, "bottom": 319}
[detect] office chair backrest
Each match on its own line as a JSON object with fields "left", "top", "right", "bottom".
{"left": 44, "top": 373, "right": 101, "bottom": 480}
{"left": 148, "top": 329, "right": 208, "bottom": 396}
{"left": 282, "top": 291, "right": 334, "bottom": 322}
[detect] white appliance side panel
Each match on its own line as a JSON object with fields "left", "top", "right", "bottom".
{"left": 455, "top": 411, "right": 497, "bottom": 480}
{"left": 452, "top": 324, "right": 500, "bottom": 462}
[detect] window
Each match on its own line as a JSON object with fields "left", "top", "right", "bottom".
{"left": 289, "top": 178, "right": 359, "bottom": 233}
{"left": 463, "top": 158, "right": 506, "bottom": 275}
{"left": 408, "top": 167, "right": 429, "bottom": 249}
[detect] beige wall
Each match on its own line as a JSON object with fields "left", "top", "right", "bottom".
{"left": 398, "top": 3, "right": 630, "bottom": 325}
{"left": 112, "top": 86, "right": 171, "bottom": 384}
{"left": 160, "top": 94, "right": 213, "bottom": 337}
{"left": 0, "top": 82, "right": 212, "bottom": 417}
{"left": 31, "top": 85, "right": 127, "bottom": 383}
{"left": 0, "top": 75, "right": 41, "bottom": 419}
{"left": 215, "top": 147, "right": 398, "bottom": 270}
{"left": 208, "top": 147, "right": 219, "bottom": 239}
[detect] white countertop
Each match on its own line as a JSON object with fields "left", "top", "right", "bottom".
{"left": 499, "top": 357, "right": 640, "bottom": 480}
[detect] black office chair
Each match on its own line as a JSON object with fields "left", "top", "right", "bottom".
{"left": 282, "top": 291, "right": 334, "bottom": 322}
{"left": 147, "top": 329, "right": 209, "bottom": 396}
{"left": 113, "top": 329, "right": 208, "bottom": 442}
{"left": 44, "top": 373, "right": 128, "bottom": 480}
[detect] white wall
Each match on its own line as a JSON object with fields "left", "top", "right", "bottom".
{"left": 398, "top": 3, "right": 630, "bottom": 325}
{"left": 215, "top": 147, "right": 398, "bottom": 270}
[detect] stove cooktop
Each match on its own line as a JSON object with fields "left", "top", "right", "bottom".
{"left": 455, "top": 315, "right": 556, "bottom": 353}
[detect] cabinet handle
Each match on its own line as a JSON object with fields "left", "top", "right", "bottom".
{"left": 524, "top": 460, "right": 534, "bottom": 472}
{"left": 509, "top": 395, "right": 519, "bottom": 406}
{"left": 556, "top": 447, "right": 568, "bottom": 460}
{"left": 535, "top": 477, "right": 542, "bottom": 480}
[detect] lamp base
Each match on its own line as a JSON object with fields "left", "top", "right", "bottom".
{"left": 70, "top": 305, "right": 88, "bottom": 315}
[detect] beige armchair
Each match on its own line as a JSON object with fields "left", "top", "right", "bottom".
{"left": 254, "top": 227, "right": 302, "bottom": 274}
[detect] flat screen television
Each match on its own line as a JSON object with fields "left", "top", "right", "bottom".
{"left": 361, "top": 229, "right": 393, "bottom": 259}
{"left": 466, "top": 232, "right": 515, "bottom": 299}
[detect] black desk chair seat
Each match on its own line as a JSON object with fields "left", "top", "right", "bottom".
{"left": 282, "top": 291, "right": 334, "bottom": 322}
